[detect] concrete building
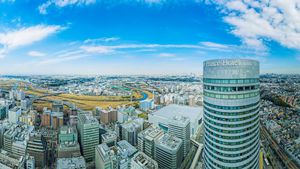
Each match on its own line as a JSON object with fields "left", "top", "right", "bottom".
{"left": 12, "top": 141, "right": 27, "bottom": 158}
{"left": 203, "top": 59, "right": 260, "bottom": 169}
{"left": 154, "top": 134, "right": 183, "bottom": 169}
{"left": 0, "top": 150, "right": 26, "bottom": 169}
{"left": 131, "top": 152, "right": 158, "bottom": 169}
{"left": 57, "top": 126, "right": 81, "bottom": 158}
{"left": 56, "top": 156, "right": 86, "bottom": 169}
{"left": 51, "top": 112, "right": 64, "bottom": 130}
{"left": 19, "top": 110, "right": 36, "bottom": 126}
{"left": 100, "top": 109, "right": 118, "bottom": 124}
{"left": 59, "top": 126, "right": 78, "bottom": 143}
{"left": 168, "top": 116, "right": 190, "bottom": 158}
{"left": 52, "top": 101, "right": 64, "bottom": 112}
{"left": 77, "top": 112, "right": 99, "bottom": 162}
{"left": 8, "top": 107, "right": 21, "bottom": 124}
{"left": 26, "top": 156, "right": 35, "bottom": 169}
{"left": 139, "top": 99, "right": 154, "bottom": 111}
{"left": 121, "top": 121, "right": 143, "bottom": 146}
{"left": 27, "top": 133, "right": 47, "bottom": 168}
{"left": 41, "top": 109, "right": 51, "bottom": 127}
{"left": 0, "top": 106, "right": 7, "bottom": 120}
{"left": 116, "top": 140, "right": 138, "bottom": 169}
{"left": 95, "top": 143, "right": 117, "bottom": 169}
{"left": 137, "top": 125, "right": 163, "bottom": 158}
{"left": 101, "top": 132, "right": 117, "bottom": 147}
{"left": 148, "top": 104, "right": 202, "bottom": 136}
{"left": 3, "top": 124, "right": 33, "bottom": 157}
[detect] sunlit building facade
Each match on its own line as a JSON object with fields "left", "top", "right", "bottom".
{"left": 203, "top": 59, "right": 260, "bottom": 169}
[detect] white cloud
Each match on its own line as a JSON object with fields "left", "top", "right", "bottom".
{"left": 28, "top": 51, "right": 46, "bottom": 57}
{"left": 83, "top": 37, "right": 120, "bottom": 44}
{"left": 80, "top": 46, "right": 114, "bottom": 54}
{"left": 207, "top": 0, "right": 300, "bottom": 51}
{"left": 0, "top": 25, "right": 63, "bottom": 58}
{"left": 158, "top": 53, "right": 176, "bottom": 58}
{"left": 201, "top": 41, "right": 229, "bottom": 49}
{"left": 39, "top": 0, "right": 96, "bottom": 14}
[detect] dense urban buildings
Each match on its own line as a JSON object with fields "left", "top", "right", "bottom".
{"left": 0, "top": 69, "right": 298, "bottom": 169}
{"left": 203, "top": 59, "right": 260, "bottom": 169}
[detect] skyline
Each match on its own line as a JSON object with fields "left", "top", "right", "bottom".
{"left": 1, "top": 0, "right": 300, "bottom": 75}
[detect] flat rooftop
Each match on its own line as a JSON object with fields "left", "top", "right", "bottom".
{"left": 156, "top": 134, "right": 182, "bottom": 151}
{"left": 102, "top": 132, "right": 117, "bottom": 140}
{"left": 117, "top": 140, "right": 138, "bottom": 157}
{"left": 60, "top": 126, "right": 77, "bottom": 135}
{"left": 78, "top": 112, "right": 98, "bottom": 124}
{"left": 56, "top": 156, "right": 86, "bottom": 169}
{"left": 152, "top": 104, "right": 202, "bottom": 120}
{"left": 133, "top": 152, "right": 158, "bottom": 169}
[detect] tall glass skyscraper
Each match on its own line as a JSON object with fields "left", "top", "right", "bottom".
{"left": 203, "top": 59, "right": 260, "bottom": 169}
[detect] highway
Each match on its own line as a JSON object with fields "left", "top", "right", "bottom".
{"left": 260, "top": 125, "right": 299, "bottom": 169}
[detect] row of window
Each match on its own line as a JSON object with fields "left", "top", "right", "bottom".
{"left": 204, "top": 121, "right": 259, "bottom": 134}
{"left": 204, "top": 153, "right": 258, "bottom": 169}
{"left": 204, "top": 130, "right": 258, "bottom": 146}
{"left": 204, "top": 146, "right": 259, "bottom": 164}
{"left": 204, "top": 91, "right": 259, "bottom": 99}
{"left": 204, "top": 85, "right": 259, "bottom": 92}
{"left": 204, "top": 101, "right": 259, "bottom": 110}
{"left": 205, "top": 135, "right": 258, "bottom": 151}
{"left": 205, "top": 125, "right": 258, "bottom": 140}
{"left": 205, "top": 116, "right": 259, "bottom": 128}
{"left": 205, "top": 139, "right": 258, "bottom": 158}
{"left": 204, "top": 106, "right": 259, "bottom": 117}
{"left": 203, "top": 78, "right": 259, "bottom": 84}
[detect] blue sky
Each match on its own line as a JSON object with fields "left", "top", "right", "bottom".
{"left": 0, "top": 0, "right": 299, "bottom": 75}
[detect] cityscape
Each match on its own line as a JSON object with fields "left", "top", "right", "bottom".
{"left": 0, "top": 1, "right": 300, "bottom": 169}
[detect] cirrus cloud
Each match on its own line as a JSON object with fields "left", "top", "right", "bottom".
{"left": 28, "top": 51, "right": 46, "bottom": 57}
{"left": 0, "top": 25, "right": 63, "bottom": 58}
{"left": 39, "top": 0, "right": 96, "bottom": 14}
{"left": 206, "top": 0, "right": 300, "bottom": 52}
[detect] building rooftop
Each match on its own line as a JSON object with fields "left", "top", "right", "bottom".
{"left": 169, "top": 115, "right": 190, "bottom": 126}
{"left": 102, "top": 132, "right": 117, "bottom": 140}
{"left": 151, "top": 104, "right": 202, "bottom": 122}
{"left": 96, "top": 143, "right": 115, "bottom": 161}
{"left": 56, "top": 156, "right": 86, "bottom": 169}
{"left": 60, "top": 126, "right": 77, "bottom": 135}
{"left": 138, "top": 126, "right": 163, "bottom": 141}
{"left": 78, "top": 112, "right": 98, "bottom": 124}
{"left": 156, "top": 134, "right": 182, "bottom": 151}
{"left": 117, "top": 140, "right": 138, "bottom": 157}
{"left": 132, "top": 152, "right": 158, "bottom": 169}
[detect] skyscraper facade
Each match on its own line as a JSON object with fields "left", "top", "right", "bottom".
{"left": 77, "top": 112, "right": 99, "bottom": 162}
{"left": 168, "top": 116, "right": 190, "bottom": 158}
{"left": 203, "top": 59, "right": 260, "bottom": 169}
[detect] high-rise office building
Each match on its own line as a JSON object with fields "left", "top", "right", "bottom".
{"left": 154, "top": 134, "right": 183, "bottom": 169}
{"left": 95, "top": 143, "right": 117, "bottom": 169}
{"left": 168, "top": 115, "right": 190, "bottom": 158}
{"left": 27, "top": 133, "right": 48, "bottom": 168}
{"left": 137, "top": 125, "right": 163, "bottom": 158}
{"left": 203, "top": 59, "right": 260, "bottom": 169}
{"left": 77, "top": 112, "right": 99, "bottom": 162}
{"left": 121, "top": 121, "right": 142, "bottom": 146}
{"left": 57, "top": 126, "right": 81, "bottom": 158}
{"left": 8, "top": 107, "right": 21, "bottom": 124}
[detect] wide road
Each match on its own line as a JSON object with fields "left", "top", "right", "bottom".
{"left": 261, "top": 126, "right": 299, "bottom": 169}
